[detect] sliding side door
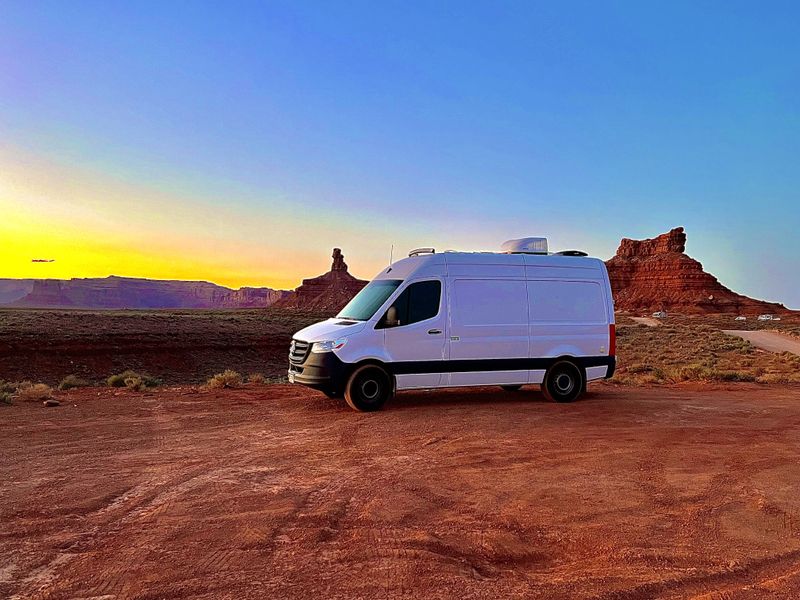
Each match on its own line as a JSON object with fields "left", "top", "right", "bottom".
{"left": 447, "top": 278, "right": 529, "bottom": 386}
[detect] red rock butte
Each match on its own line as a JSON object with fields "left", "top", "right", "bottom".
{"left": 275, "top": 248, "right": 368, "bottom": 312}
{"left": 605, "top": 227, "right": 788, "bottom": 315}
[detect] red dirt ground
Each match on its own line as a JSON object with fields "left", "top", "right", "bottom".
{"left": 3, "top": 383, "right": 800, "bottom": 599}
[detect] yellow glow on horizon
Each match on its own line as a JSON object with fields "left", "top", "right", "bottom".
{"left": 1, "top": 144, "right": 451, "bottom": 290}
{"left": 0, "top": 148, "right": 344, "bottom": 290}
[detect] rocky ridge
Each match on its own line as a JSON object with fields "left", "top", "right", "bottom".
{"left": 7, "top": 277, "right": 289, "bottom": 310}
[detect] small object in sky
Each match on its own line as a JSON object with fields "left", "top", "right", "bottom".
{"left": 32, "top": 259, "right": 55, "bottom": 263}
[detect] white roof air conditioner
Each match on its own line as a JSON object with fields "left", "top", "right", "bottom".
{"left": 501, "top": 237, "right": 548, "bottom": 255}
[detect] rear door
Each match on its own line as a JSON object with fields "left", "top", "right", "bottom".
{"left": 380, "top": 279, "right": 448, "bottom": 389}
{"left": 447, "top": 278, "right": 529, "bottom": 386}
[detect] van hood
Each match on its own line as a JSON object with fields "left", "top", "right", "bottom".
{"left": 293, "top": 318, "right": 367, "bottom": 343}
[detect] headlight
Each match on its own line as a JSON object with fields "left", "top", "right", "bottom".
{"left": 311, "top": 338, "right": 348, "bottom": 353}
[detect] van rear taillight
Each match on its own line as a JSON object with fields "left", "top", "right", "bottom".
{"left": 609, "top": 324, "right": 616, "bottom": 356}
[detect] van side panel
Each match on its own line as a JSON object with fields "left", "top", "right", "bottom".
{"left": 447, "top": 278, "right": 529, "bottom": 386}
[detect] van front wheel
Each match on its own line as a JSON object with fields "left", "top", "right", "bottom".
{"left": 542, "top": 361, "right": 584, "bottom": 403}
{"left": 345, "top": 365, "right": 393, "bottom": 412}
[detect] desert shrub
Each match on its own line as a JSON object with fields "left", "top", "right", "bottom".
{"left": 0, "top": 380, "right": 20, "bottom": 394}
{"left": 247, "top": 373, "right": 266, "bottom": 384}
{"left": 714, "top": 370, "right": 756, "bottom": 382}
{"left": 207, "top": 370, "right": 243, "bottom": 389}
{"left": 107, "top": 370, "right": 160, "bottom": 390}
{"left": 626, "top": 363, "right": 656, "bottom": 375}
{"left": 59, "top": 375, "right": 90, "bottom": 391}
{"left": 756, "top": 373, "right": 789, "bottom": 384}
{"left": 665, "top": 364, "right": 712, "bottom": 382}
{"left": 16, "top": 383, "right": 53, "bottom": 402}
{"left": 1, "top": 392, "right": 12, "bottom": 405}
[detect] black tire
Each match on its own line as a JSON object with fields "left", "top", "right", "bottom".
{"left": 321, "top": 390, "right": 339, "bottom": 399}
{"left": 541, "top": 361, "right": 585, "bottom": 403}
{"left": 500, "top": 385, "right": 523, "bottom": 392}
{"left": 344, "top": 365, "right": 393, "bottom": 412}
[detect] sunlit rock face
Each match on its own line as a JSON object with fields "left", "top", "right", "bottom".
{"left": 605, "top": 227, "right": 788, "bottom": 314}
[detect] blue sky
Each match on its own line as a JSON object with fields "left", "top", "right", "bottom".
{"left": 1, "top": 1, "right": 798, "bottom": 306}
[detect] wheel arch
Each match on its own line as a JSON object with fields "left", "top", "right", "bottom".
{"left": 346, "top": 359, "right": 395, "bottom": 394}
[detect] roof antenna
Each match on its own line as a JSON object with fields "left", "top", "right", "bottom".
{"left": 389, "top": 244, "right": 394, "bottom": 266}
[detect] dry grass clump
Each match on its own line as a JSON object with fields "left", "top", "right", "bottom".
{"left": 15, "top": 382, "right": 54, "bottom": 402}
{"left": 613, "top": 321, "right": 799, "bottom": 385}
{"left": 207, "top": 370, "right": 243, "bottom": 389}
{"left": 1, "top": 380, "right": 22, "bottom": 404}
{"left": 107, "top": 370, "right": 160, "bottom": 390}
{"left": 59, "top": 375, "right": 90, "bottom": 391}
{"left": 247, "top": 373, "right": 266, "bottom": 384}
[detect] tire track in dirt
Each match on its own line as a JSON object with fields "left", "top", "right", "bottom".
{"left": 593, "top": 548, "right": 800, "bottom": 600}
{"left": 5, "top": 384, "right": 800, "bottom": 599}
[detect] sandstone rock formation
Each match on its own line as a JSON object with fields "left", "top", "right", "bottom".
{"left": 8, "top": 276, "right": 289, "bottom": 310}
{"left": 606, "top": 227, "right": 788, "bottom": 314}
{"left": 275, "top": 248, "right": 367, "bottom": 313}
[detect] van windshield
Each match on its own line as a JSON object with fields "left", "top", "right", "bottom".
{"left": 337, "top": 279, "right": 402, "bottom": 321}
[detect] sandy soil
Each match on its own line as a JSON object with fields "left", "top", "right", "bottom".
{"left": 722, "top": 330, "right": 800, "bottom": 356}
{"left": 3, "top": 383, "right": 800, "bottom": 599}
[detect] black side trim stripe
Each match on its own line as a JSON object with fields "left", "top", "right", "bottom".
{"left": 388, "top": 355, "right": 615, "bottom": 375}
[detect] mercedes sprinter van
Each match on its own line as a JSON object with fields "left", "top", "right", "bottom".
{"left": 288, "top": 238, "right": 616, "bottom": 411}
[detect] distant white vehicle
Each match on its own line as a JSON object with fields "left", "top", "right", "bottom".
{"left": 758, "top": 314, "right": 774, "bottom": 321}
{"left": 652, "top": 311, "right": 667, "bottom": 319}
{"left": 734, "top": 316, "right": 747, "bottom": 321}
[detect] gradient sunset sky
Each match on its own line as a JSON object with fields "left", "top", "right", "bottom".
{"left": 2, "top": 2, "right": 798, "bottom": 307}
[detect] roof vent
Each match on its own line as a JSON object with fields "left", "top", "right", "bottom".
{"left": 408, "top": 247, "right": 435, "bottom": 257}
{"left": 501, "top": 237, "right": 548, "bottom": 255}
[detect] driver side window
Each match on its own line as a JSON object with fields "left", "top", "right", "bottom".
{"left": 377, "top": 280, "right": 441, "bottom": 328}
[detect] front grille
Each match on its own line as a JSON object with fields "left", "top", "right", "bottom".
{"left": 289, "top": 339, "right": 311, "bottom": 365}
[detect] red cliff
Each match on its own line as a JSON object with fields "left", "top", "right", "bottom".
{"left": 605, "top": 227, "right": 788, "bottom": 314}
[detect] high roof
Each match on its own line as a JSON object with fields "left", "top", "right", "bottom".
{"left": 372, "top": 250, "right": 605, "bottom": 281}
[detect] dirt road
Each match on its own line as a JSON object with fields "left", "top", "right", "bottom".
{"left": 723, "top": 329, "right": 800, "bottom": 356}
{"left": 3, "top": 384, "right": 800, "bottom": 599}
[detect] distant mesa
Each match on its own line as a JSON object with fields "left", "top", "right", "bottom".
{"left": 605, "top": 227, "right": 788, "bottom": 314}
{"left": 0, "top": 276, "right": 289, "bottom": 310}
{"left": 1, "top": 237, "right": 790, "bottom": 314}
{"left": 274, "top": 248, "right": 367, "bottom": 312}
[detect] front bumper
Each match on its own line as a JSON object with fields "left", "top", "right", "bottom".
{"left": 288, "top": 349, "right": 349, "bottom": 394}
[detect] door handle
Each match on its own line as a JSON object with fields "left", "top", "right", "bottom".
{"left": 427, "top": 328, "right": 442, "bottom": 335}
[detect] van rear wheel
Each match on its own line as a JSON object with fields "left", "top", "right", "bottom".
{"left": 542, "top": 361, "right": 584, "bottom": 403}
{"left": 500, "top": 385, "right": 523, "bottom": 392}
{"left": 345, "top": 365, "right": 392, "bottom": 412}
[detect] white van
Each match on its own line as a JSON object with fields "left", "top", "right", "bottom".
{"left": 288, "top": 238, "right": 616, "bottom": 411}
